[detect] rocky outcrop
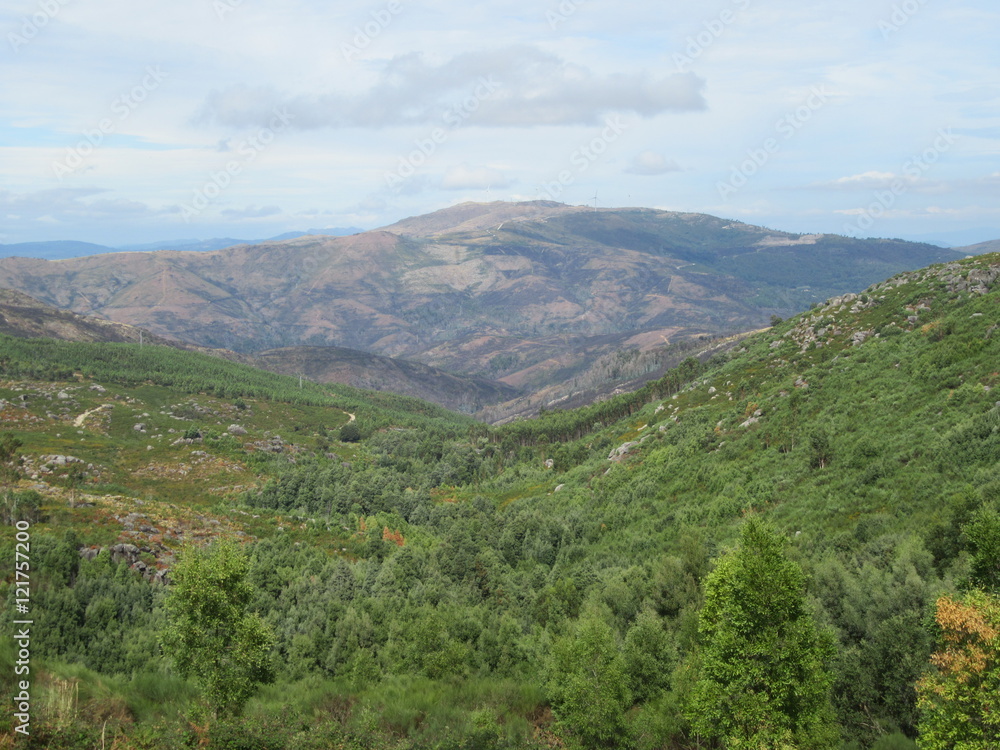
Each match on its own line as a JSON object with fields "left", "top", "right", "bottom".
{"left": 78, "top": 543, "right": 169, "bottom": 584}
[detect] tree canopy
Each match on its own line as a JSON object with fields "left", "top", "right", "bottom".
{"left": 687, "top": 517, "right": 838, "bottom": 749}
{"left": 161, "top": 539, "right": 275, "bottom": 718}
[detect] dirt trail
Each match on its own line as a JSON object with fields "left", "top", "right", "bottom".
{"left": 73, "top": 406, "right": 104, "bottom": 428}
{"left": 345, "top": 412, "right": 356, "bottom": 423}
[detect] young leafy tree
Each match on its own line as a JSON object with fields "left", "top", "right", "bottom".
{"left": 546, "top": 611, "right": 632, "bottom": 748}
{"left": 623, "top": 606, "right": 677, "bottom": 703}
{"left": 915, "top": 591, "right": 1000, "bottom": 749}
{"left": 687, "top": 517, "right": 838, "bottom": 749}
{"left": 161, "top": 539, "right": 275, "bottom": 718}
{"left": 339, "top": 422, "right": 361, "bottom": 443}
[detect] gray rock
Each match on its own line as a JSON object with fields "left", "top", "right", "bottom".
{"left": 851, "top": 330, "right": 874, "bottom": 346}
{"left": 609, "top": 441, "right": 639, "bottom": 461}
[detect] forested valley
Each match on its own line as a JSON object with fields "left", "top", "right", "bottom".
{"left": 2, "top": 254, "right": 1000, "bottom": 749}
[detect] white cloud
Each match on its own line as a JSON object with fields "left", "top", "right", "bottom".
{"left": 812, "top": 171, "right": 907, "bottom": 190}
{"left": 0, "top": 188, "right": 171, "bottom": 221}
{"left": 197, "top": 46, "right": 706, "bottom": 130}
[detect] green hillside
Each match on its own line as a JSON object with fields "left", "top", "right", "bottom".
{"left": 2, "top": 255, "right": 999, "bottom": 749}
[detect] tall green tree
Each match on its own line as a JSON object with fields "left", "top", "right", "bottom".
{"left": 161, "top": 539, "right": 275, "bottom": 718}
{"left": 546, "top": 611, "right": 632, "bottom": 748}
{"left": 687, "top": 518, "right": 838, "bottom": 749}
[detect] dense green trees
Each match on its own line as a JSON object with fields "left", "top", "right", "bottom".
{"left": 966, "top": 507, "right": 1000, "bottom": 593}
{"left": 687, "top": 519, "right": 838, "bottom": 749}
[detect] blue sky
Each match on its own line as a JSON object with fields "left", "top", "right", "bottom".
{"left": 1, "top": 0, "right": 998, "bottom": 246}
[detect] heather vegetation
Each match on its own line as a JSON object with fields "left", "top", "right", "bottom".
{"left": 1, "top": 254, "right": 999, "bottom": 749}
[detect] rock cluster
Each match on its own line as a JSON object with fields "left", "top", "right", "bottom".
{"left": 79, "top": 543, "right": 169, "bottom": 584}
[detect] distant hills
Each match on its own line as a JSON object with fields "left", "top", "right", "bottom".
{"left": 958, "top": 239, "right": 1000, "bottom": 255}
{"left": 0, "top": 227, "right": 364, "bottom": 261}
{"left": 0, "top": 202, "right": 968, "bottom": 399}
{"left": 0, "top": 288, "right": 190, "bottom": 346}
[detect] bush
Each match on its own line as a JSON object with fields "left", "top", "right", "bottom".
{"left": 209, "top": 716, "right": 294, "bottom": 750}
{"left": 871, "top": 732, "right": 916, "bottom": 750}
{"left": 340, "top": 423, "right": 361, "bottom": 443}
{"left": 0, "top": 489, "right": 42, "bottom": 524}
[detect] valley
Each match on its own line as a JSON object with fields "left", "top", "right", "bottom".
{"left": 0, "top": 245, "right": 998, "bottom": 749}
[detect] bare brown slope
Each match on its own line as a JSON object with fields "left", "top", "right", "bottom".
{"left": 382, "top": 199, "right": 586, "bottom": 237}
{"left": 255, "top": 346, "right": 519, "bottom": 414}
{"left": 0, "top": 288, "right": 184, "bottom": 346}
{"left": 957, "top": 239, "right": 1000, "bottom": 255}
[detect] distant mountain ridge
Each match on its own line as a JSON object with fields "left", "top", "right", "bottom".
{"left": 0, "top": 288, "right": 182, "bottom": 346}
{"left": 0, "top": 227, "right": 364, "bottom": 260}
{"left": 0, "top": 202, "right": 965, "bottom": 393}
{"left": 0, "top": 289, "right": 517, "bottom": 414}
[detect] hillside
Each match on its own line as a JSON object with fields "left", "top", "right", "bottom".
{"left": 0, "top": 203, "right": 961, "bottom": 393}
{"left": 0, "top": 333, "right": 471, "bottom": 554}
{"left": 957, "top": 238, "right": 1000, "bottom": 255}
{"left": 0, "top": 289, "right": 521, "bottom": 414}
{"left": 255, "top": 345, "right": 519, "bottom": 414}
{"left": 1, "top": 253, "right": 998, "bottom": 749}
{"left": 0, "top": 288, "right": 179, "bottom": 345}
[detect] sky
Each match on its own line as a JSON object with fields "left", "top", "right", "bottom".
{"left": 1, "top": 0, "right": 998, "bottom": 247}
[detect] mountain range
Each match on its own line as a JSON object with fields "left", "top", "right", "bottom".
{"left": 0, "top": 202, "right": 970, "bottom": 408}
